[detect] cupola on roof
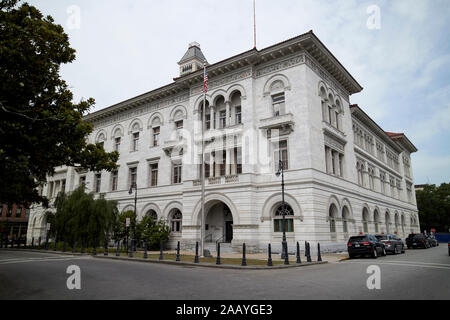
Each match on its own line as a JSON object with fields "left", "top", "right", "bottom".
{"left": 178, "top": 42, "right": 207, "bottom": 76}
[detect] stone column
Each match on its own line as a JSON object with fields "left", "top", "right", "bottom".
{"left": 210, "top": 152, "right": 215, "bottom": 178}
{"left": 225, "top": 149, "right": 231, "bottom": 176}
{"left": 225, "top": 101, "right": 231, "bottom": 127}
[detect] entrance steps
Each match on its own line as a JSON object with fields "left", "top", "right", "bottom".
{"left": 204, "top": 242, "right": 233, "bottom": 254}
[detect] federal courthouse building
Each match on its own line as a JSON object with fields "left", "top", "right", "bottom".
{"left": 27, "top": 31, "right": 420, "bottom": 252}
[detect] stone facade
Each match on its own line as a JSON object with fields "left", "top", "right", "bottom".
{"left": 26, "top": 31, "right": 419, "bottom": 253}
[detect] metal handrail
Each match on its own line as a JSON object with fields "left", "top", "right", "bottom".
{"left": 216, "top": 235, "right": 225, "bottom": 245}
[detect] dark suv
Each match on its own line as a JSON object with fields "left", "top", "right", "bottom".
{"left": 376, "top": 234, "right": 405, "bottom": 254}
{"left": 406, "top": 233, "right": 431, "bottom": 249}
{"left": 348, "top": 235, "right": 386, "bottom": 259}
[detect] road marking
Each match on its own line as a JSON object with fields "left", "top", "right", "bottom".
{"left": 342, "top": 261, "right": 450, "bottom": 270}
{"left": 0, "top": 257, "right": 84, "bottom": 266}
{"left": 0, "top": 256, "right": 77, "bottom": 263}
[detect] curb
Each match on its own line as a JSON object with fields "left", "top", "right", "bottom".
{"left": 92, "top": 255, "right": 328, "bottom": 270}
{"left": 1, "top": 248, "right": 328, "bottom": 270}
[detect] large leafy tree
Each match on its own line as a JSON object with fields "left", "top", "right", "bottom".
{"left": 0, "top": 0, "right": 118, "bottom": 206}
{"left": 50, "top": 186, "right": 118, "bottom": 247}
{"left": 416, "top": 183, "right": 450, "bottom": 233}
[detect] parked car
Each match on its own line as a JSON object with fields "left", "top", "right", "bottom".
{"left": 347, "top": 234, "right": 386, "bottom": 259}
{"left": 406, "top": 233, "right": 431, "bottom": 249}
{"left": 376, "top": 234, "right": 405, "bottom": 254}
{"left": 428, "top": 234, "right": 438, "bottom": 247}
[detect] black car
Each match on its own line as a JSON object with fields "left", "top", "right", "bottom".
{"left": 376, "top": 234, "right": 405, "bottom": 254}
{"left": 347, "top": 234, "right": 386, "bottom": 259}
{"left": 406, "top": 233, "right": 431, "bottom": 249}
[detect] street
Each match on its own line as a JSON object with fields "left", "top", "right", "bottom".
{"left": 0, "top": 245, "right": 449, "bottom": 300}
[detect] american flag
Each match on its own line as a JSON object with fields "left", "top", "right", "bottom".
{"left": 203, "top": 64, "right": 208, "bottom": 93}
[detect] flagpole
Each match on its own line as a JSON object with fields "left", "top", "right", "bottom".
{"left": 253, "top": 0, "right": 257, "bottom": 48}
{"left": 201, "top": 62, "right": 207, "bottom": 257}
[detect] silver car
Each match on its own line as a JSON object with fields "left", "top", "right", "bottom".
{"left": 376, "top": 234, "right": 405, "bottom": 254}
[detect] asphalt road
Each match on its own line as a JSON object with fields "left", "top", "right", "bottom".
{"left": 0, "top": 245, "right": 449, "bottom": 300}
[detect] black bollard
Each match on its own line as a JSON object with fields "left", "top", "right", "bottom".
{"left": 45, "top": 236, "right": 49, "bottom": 250}
{"left": 128, "top": 239, "right": 133, "bottom": 258}
{"left": 0, "top": 237, "right": 2, "bottom": 248}
{"left": 63, "top": 239, "right": 67, "bottom": 252}
{"left": 216, "top": 242, "right": 221, "bottom": 265}
{"left": 72, "top": 241, "right": 77, "bottom": 254}
{"left": 104, "top": 239, "right": 108, "bottom": 256}
{"left": 144, "top": 242, "right": 148, "bottom": 259}
{"left": 116, "top": 241, "right": 121, "bottom": 257}
{"left": 307, "top": 242, "right": 312, "bottom": 263}
{"left": 267, "top": 244, "right": 273, "bottom": 267}
{"left": 284, "top": 242, "right": 289, "bottom": 265}
{"left": 53, "top": 240, "right": 57, "bottom": 251}
{"left": 93, "top": 240, "right": 97, "bottom": 256}
{"left": 38, "top": 237, "right": 41, "bottom": 248}
{"left": 11, "top": 237, "right": 14, "bottom": 248}
{"left": 194, "top": 242, "right": 199, "bottom": 263}
{"left": 317, "top": 243, "right": 322, "bottom": 262}
{"left": 81, "top": 240, "right": 85, "bottom": 254}
{"left": 296, "top": 242, "right": 302, "bottom": 264}
{"left": 31, "top": 237, "right": 34, "bottom": 248}
{"left": 159, "top": 241, "right": 163, "bottom": 261}
{"left": 176, "top": 241, "right": 180, "bottom": 262}
{"left": 241, "top": 243, "right": 247, "bottom": 266}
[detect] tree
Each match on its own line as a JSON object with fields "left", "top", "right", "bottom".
{"left": 112, "top": 210, "right": 135, "bottom": 243}
{"left": 416, "top": 183, "right": 450, "bottom": 233}
{"left": 0, "top": 0, "right": 118, "bottom": 207}
{"left": 50, "top": 186, "right": 118, "bottom": 247}
{"left": 135, "top": 215, "right": 171, "bottom": 250}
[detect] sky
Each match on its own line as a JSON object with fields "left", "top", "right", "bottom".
{"left": 26, "top": 0, "right": 450, "bottom": 185}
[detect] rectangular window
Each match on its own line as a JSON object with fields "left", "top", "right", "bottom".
{"left": 115, "top": 137, "right": 121, "bottom": 152}
{"left": 95, "top": 174, "right": 101, "bottom": 193}
{"left": 205, "top": 114, "right": 211, "bottom": 130}
{"left": 79, "top": 176, "right": 86, "bottom": 187}
{"left": 219, "top": 150, "right": 226, "bottom": 177}
{"left": 235, "top": 147, "right": 242, "bottom": 174}
{"left": 274, "top": 140, "right": 289, "bottom": 171}
{"left": 150, "top": 163, "right": 158, "bottom": 187}
{"left": 176, "top": 120, "right": 184, "bottom": 130}
{"left": 61, "top": 179, "right": 66, "bottom": 193}
{"left": 6, "top": 206, "right": 12, "bottom": 218}
{"left": 219, "top": 110, "right": 226, "bottom": 128}
{"left": 15, "top": 207, "right": 22, "bottom": 218}
{"left": 235, "top": 106, "right": 242, "bottom": 124}
{"left": 153, "top": 127, "right": 160, "bottom": 147}
{"left": 129, "top": 167, "right": 137, "bottom": 188}
{"left": 111, "top": 170, "right": 118, "bottom": 191}
{"left": 132, "top": 132, "right": 139, "bottom": 152}
{"left": 272, "top": 93, "right": 285, "bottom": 117}
{"left": 173, "top": 163, "right": 182, "bottom": 184}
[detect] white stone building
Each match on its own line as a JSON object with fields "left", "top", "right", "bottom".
{"left": 27, "top": 31, "right": 420, "bottom": 253}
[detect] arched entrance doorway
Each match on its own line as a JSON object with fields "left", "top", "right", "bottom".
{"left": 205, "top": 202, "right": 233, "bottom": 243}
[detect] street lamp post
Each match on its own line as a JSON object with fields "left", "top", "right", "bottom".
{"left": 276, "top": 160, "right": 288, "bottom": 260}
{"left": 128, "top": 182, "right": 137, "bottom": 257}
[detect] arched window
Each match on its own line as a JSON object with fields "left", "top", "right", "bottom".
{"left": 342, "top": 206, "right": 350, "bottom": 233}
{"left": 146, "top": 210, "right": 158, "bottom": 223}
{"left": 368, "top": 167, "right": 375, "bottom": 190}
{"left": 401, "top": 215, "right": 405, "bottom": 233}
{"left": 97, "top": 132, "right": 106, "bottom": 148}
{"left": 230, "top": 91, "right": 242, "bottom": 125}
{"left": 374, "top": 210, "right": 380, "bottom": 233}
{"left": 329, "top": 204, "right": 338, "bottom": 233}
{"left": 385, "top": 212, "right": 391, "bottom": 234}
{"left": 170, "top": 209, "right": 182, "bottom": 233}
{"left": 362, "top": 208, "right": 369, "bottom": 233}
{"left": 271, "top": 81, "right": 286, "bottom": 117}
{"left": 273, "top": 204, "right": 294, "bottom": 232}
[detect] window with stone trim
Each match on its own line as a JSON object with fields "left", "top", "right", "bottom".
{"left": 272, "top": 92, "right": 285, "bottom": 117}
{"left": 170, "top": 209, "right": 183, "bottom": 233}
{"left": 273, "top": 139, "right": 289, "bottom": 171}
{"left": 273, "top": 204, "right": 294, "bottom": 232}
